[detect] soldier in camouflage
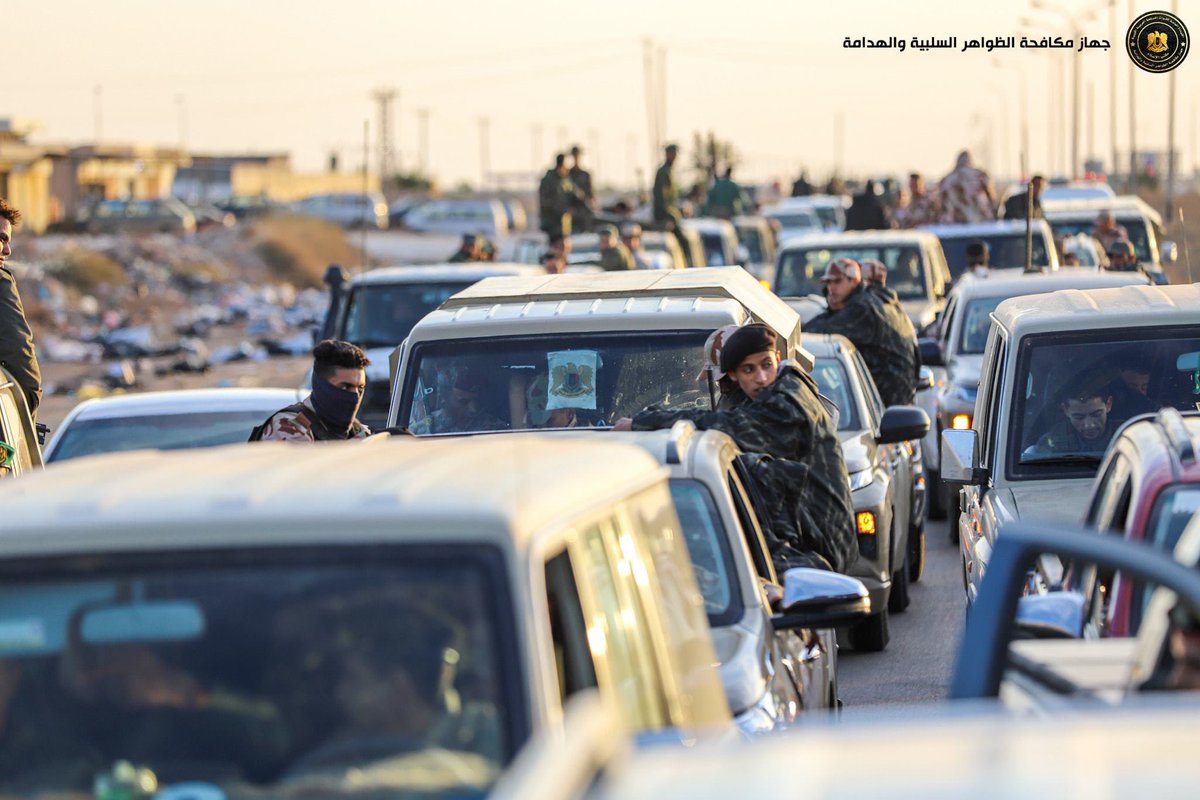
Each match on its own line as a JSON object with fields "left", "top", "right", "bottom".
{"left": 860, "top": 258, "right": 922, "bottom": 392}
{"left": 807, "top": 258, "right": 917, "bottom": 407}
{"left": 251, "top": 340, "right": 372, "bottom": 442}
{"left": 0, "top": 200, "right": 41, "bottom": 419}
{"left": 568, "top": 145, "right": 596, "bottom": 233}
{"left": 653, "top": 144, "right": 688, "bottom": 254}
{"left": 615, "top": 324, "right": 856, "bottom": 575}
{"left": 596, "top": 225, "right": 636, "bottom": 271}
{"left": 538, "top": 154, "right": 574, "bottom": 240}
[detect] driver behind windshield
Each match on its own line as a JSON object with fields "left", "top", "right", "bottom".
{"left": 1034, "top": 374, "right": 1117, "bottom": 454}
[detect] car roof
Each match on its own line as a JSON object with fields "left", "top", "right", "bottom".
{"left": 919, "top": 219, "right": 1054, "bottom": 237}
{"left": 0, "top": 435, "right": 667, "bottom": 555}
{"left": 777, "top": 229, "right": 941, "bottom": 250}
{"left": 682, "top": 218, "right": 737, "bottom": 235}
{"left": 608, "top": 425, "right": 735, "bottom": 480}
{"left": 1110, "top": 410, "right": 1200, "bottom": 482}
{"left": 992, "top": 283, "right": 1200, "bottom": 335}
{"left": 800, "top": 332, "right": 857, "bottom": 360}
{"left": 61, "top": 387, "right": 302, "bottom": 421}
{"left": 771, "top": 195, "right": 847, "bottom": 209}
{"left": 950, "top": 268, "right": 1150, "bottom": 301}
{"left": 1041, "top": 195, "right": 1161, "bottom": 223}
{"left": 350, "top": 263, "right": 544, "bottom": 285}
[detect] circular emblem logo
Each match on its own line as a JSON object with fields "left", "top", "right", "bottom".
{"left": 1127, "top": 10, "right": 1189, "bottom": 73}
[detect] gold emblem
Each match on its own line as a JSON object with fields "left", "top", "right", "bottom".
{"left": 551, "top": 363, "right": 594, "bottom": 398}
{"left": 1147, "top": 30, "right": 1169, "bottom": 53}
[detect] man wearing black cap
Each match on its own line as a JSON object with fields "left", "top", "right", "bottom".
{"left": 597, "top": 224, "right": 636, "bottom": 271}
{"left": 807, "top": 258, "right": 917, "bottom": 407}
{"left": 568, "top": 145, "right": 595, "bottom": 233}
{"left": 615, "top": 324, "right": 856, "bottom": 574}
{"left": 251, "top": 340, "right": 371, "bottom": 442}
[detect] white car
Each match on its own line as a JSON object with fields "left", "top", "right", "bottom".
{"left": 766, "top": 195, "right": 848, "bottom": 232}
{"left": 402, "top": 198, "right": 510, "bottom": 237}
{"left": 292, "top": 192, "right": 389, "bottom": 229}
{"left": 44, "top": 387, "right": 301, "bottom": 463}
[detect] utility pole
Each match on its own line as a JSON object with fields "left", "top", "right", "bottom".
{"left": 1087, "top": 81, "right": 1095, "bottom": 169}
{"left": 1128, "top": 0, "right": 1137, "bottom": 193}
{"left": 626, "top": 132, "right": 638, "bottom": 191}
{"left": 361, "top": 119, "right": 370, "bottom": 273}
{"left": 175, "top": 93, "right": 187, "bottom": 152}
{"left": 1109, "top": 0, "right": 1118, "bottom": 180}
{"left": 531, "top": 124, "right": 543, "bottom": 174}
{"left": 1165, "top": 0, "right": 1179, "bottom": 220}
{"left": 587, "top": 128, "right": 601, "bottom": 177}
{"left": 371, "top": 88, "right": 398, "bottom": 184}
{"left": 643, "top": 37, "right": 659, "bottom": 169}
{"left": 93, "top": 85, "right": 103, "bottom": 141}
{"left": 657, "top": 45, "right": 667, "bottom": 148}
{"left": 833, "top": 112, "right": 844, "bottom": 178}
{"left": 478, "top": 115, "right": 491, "bottom": 190}
{"left": 417, "top": 107, "right": 430, "bottom": 177}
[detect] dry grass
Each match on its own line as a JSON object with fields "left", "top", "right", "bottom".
{"left": 249, "top": 215, "right": 362, "bottom": 288}
{"left": 49, "top": 248, "right": 127, "bottom": 292}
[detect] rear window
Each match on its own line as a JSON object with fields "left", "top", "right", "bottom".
{"left": 50, "top": 410, "right": 275, "bottom": 462}
{"left": 777, "top": 245, "right": 926, "bottom": 301}
{"left": 937, "top": 233, "right": 1051, "bottom": 279}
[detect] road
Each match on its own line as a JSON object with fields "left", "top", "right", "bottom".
{"left": 838, "top": 515, "right": 965, "bottom": 712}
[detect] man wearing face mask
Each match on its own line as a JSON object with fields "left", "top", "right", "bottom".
{"left": 251, "top": 340, "right": 371, "bottom": 442}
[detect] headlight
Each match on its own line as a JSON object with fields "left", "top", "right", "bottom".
{"left": 848, "top": 468, "right": 874, "bottom": 491}
{"left": 952, "top": 382, "right": 979, "bottom": 403}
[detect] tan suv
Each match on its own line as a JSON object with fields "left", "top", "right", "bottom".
{"left": 0, "top": 365, "right": 41, "bottom": 477}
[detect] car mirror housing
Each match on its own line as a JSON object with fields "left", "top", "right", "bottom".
{"left": 941, "top": 428, "right": 986, "bottom": 485}
{"left": 918, "top": 337, "right": 944, "bottom": 367}
{"left": 1014, "top": 591, "right": 1086, "bottom": 639}
{"left": 770, "top": 567, "right": 870, "bottom": 631}
{"left": 876, "top": 405, "right": 930, "bottom": 445}
{"left": 917, "top": 366, "right": 936, "bottom": 391}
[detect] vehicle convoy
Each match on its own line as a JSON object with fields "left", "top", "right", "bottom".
{"left": 1041, "top": 196, "right": 1177, "bottom": 283}
{"left": 44, "top": 388, "right": 302, "bottom": 463}
{"left": 732, "top": 215, "right": 778, "bottom": 283}
{"left": 680, "top": 218, "right": 739, "bottom": 267}
{"left": 921, "top": 267, "right": 1150, "bottom": 519}
{"left": 942, "top": 284, "right": 1200, "bottom": 605}
{"left": 317, "top": 262, "right": 546, "bottom": 429}
{"left": 774, "top": 229, "right": 952, "bottom": 331}
{"left": 510, "top": 231, "right": 684, "bottom": 270}
{"left": 805, "top": 334, "right": 928, "bottom": 651}
{"left": 612, "top": 423, "right": 869, "bottom": 730}
{"left": 385, "top": 268, "right": 814, "bottom": 433}
{"left": 0, "top": 364, "right": 41, "bottom": 478}
{"left": 919, "top": 219, "right": 1060, "bottom": 281}
{"left": 0, "top": 435, "right": 738, "bottom": 797}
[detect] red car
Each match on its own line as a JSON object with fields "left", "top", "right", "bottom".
{"left": 1081, "top": 408, "right": 1200, "bottom": 636}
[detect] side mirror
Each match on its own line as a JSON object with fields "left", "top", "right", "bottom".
{"left": 876, "top": 405, "right": 930, "bottom": 445}
{"left": 1161, "top": 240, "right": 1178, "bottom": 265}
{"left": 918, "top": 337, "right": 944, "bottom": 367}
{"left": 771, "top": 567, "right": 870, "bottom": 631}
{"left": 941, "top": 428, "right": 987, "bottom": 485}
{"left": 1014, "top": 591, "right": 1086, "bottom": 640}
{"left": 917, "top": 366, "right": 936, "bottom": 391}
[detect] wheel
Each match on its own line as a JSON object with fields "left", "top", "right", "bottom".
{"left": 888, "top": 550, "right": 911, "bottom": 613}
{"left": 848, "top": 609, "right": 890, "bottom": 652}
{"left": 927, "top": 469, "right": 948, "bottom": 520}
{"left": 908, "top": 521, "right": 926, "bottom": 583}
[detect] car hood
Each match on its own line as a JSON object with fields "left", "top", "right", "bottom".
{"left": 711, "top": 620, "right": 770, "bottom": 716}
{"left": 947, "top": 355, "right": 984, "bottom": 388}
{"left": 837, "top": 430, "right": 874, "bottom": 475}
{"left": 1010, "top": 480, "right": 1095, "bottom": 522}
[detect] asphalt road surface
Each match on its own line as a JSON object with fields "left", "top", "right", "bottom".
{"left": 838, "top": 515, "right": 965, "bottom": 712}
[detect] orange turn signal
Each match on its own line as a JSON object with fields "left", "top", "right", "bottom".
{"left": 856, "top": 511, "right": 877, "bottom": 535}
{"left": 952, "top": 414, "right": 972, "bottom": 430}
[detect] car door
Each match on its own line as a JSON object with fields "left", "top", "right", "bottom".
{"left": 851, "top": 349, "right": 910, "bottom": 566}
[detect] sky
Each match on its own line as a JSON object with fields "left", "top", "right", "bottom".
{"left": 7, "top": 0, "right": 1197, "bottom": 190}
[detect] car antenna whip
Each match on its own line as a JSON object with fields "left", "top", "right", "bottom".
{"left": 1179, "top": 207, "right": 1193, "bottom": 285}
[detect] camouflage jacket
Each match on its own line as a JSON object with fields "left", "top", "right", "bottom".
{"left": 598, "top": 243, "right": 637, "bottom": 271}
{"left": 807, "top": 285, "right": 917, "bottom": 407}
{"left": 253, "top": 397, "right": 371, "bottom": 442}
{"left": 632, "top": 364, "right": 857, "bottom": 574}
{"left": 0, "top": 266, "right": 41, "bottom": 417}
{"left": 652, "top": 162, "right": 680, "bottom": 224}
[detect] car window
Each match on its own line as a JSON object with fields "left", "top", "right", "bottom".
{"left": 776, "top": 246, "right": 926, "bottom": 300}
{"left": 974, "top": 325, "right": 1004, "bottom": 468}
{"left": 938, "top": 233, "right": 1051, "bottom": 279}
{"left": 0, "top": 545, "right": 516, "bottom": 796}
{"left": 341, "top": 282, "right": 464, "bottom": 350}
{"left": 1048, "top": 218, "right": 1154, "bottom": 263}
{"left": 402, "top": 331, "right": 710, "bottom": 434}
{"left": 958, "top": 297, "right": 1005, "bottom": 356}
{"left": 667, "top": 479, "right": 741, "bottom": 627}
{"left": 729, "top": 464, "right": 776, "bottom": 584}
{"left": 1087, "top": 452, "right": 1132, "bottom": 531}
{"left": 850, "top": 351, "right": 884, "bottom": 426}
{"left": 1009, "top": 328, "right": 1200, "bottom": 480}
{"left": 737, "top": 227, "right": 764, "bottom": 263}
{"left": 49, "top": 410, "right": 276, "bottom": 462}
{"left": 811, "top": 357, "right": 861, "bottom": 431}
{"left": 544, "top": 549, "right": 598, "bottom": 702}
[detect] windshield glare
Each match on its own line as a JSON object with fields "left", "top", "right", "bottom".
{"left": 811, "top": 358, "right": 860, "bottom": 431}
{"left": 938, "top": 235, "right": 1050, "bottom": 279}
{"left": 50, "top": 411, "right": 277, "bottom": 462}
{"left": 342, "top": 283, "right": 465, "bottom": 349}
{"left": 404, "top": 332, "right": 710, "bottom": 434}
{"left": 958, "top": 297, "right": 1005, "bottom": 356}
{"left": 668, "top": 480, "right": 739, "bottom": 625}
{"left": 1048, "top": 219, "right": 1152, "bottom": 263}
{"left": 0, "top": 552, "right": 511, "bottom": 798}
{"left": 776, "top": 246, "right": 926, "bottom": 300}
{"left": 1012, "top": 330, "right": 1200, "bottom": 478}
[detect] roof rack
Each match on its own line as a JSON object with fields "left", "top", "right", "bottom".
{"left": 1156, "top": 407, "right": 1196, "bottom": 464}
{"left": 665, "top": 420, "right": 698, "bottom": 465}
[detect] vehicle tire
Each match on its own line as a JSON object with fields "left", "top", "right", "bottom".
{"left": 848, "top": 610, "right": 889, "bottom": 652}
{"left": 888, "top": 551, "right": 911, "bottom": 614}
{"left": 908, "top": 522, "right": 926, "bottom": 583}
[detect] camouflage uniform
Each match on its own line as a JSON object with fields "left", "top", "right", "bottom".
{"left": 896, "top": 190, "right": 939, "bottom": 228}
{"left": 254, "top": 397, "right": 371, "bottom": 442}
{"left": 538, "top": 169, "right": 573, "bottom": 240}
{"left": 568, "top": 165, "right": 594, "bottom": 233}
{"left": 807, "top": 284, "right": 917, "bottom": 407}
{"left": 936, "top": 153, "right": 996, "bottom": 224}
{"left": 0, "top": 265, "right": 41, "bottom": 417}
{"left": 866, "top": 283, "right": 921, "bottom": 393}
{"left": 632, "top": 363, "right": 857, "bottom": 575}
{"left": 598, "top": 242, "right": 637, "bottom": 271}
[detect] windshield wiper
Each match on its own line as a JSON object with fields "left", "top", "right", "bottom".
{"left": 1019, "top": 453, "right": 1103, "bottom": 466}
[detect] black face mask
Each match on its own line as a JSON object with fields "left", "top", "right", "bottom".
{"left": 311, "top": 377, "right": 362, "bottom": 434}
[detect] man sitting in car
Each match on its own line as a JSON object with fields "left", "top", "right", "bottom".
{"left": 1033, "top": 373, "right": 1118, "bottom": 455}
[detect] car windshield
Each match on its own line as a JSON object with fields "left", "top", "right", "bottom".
{"left": 958, "top": 297, "right": 1005, "bottom": 355}
{"left": 699, "top": 233, "right": 729, "bottom": 266}
{"left": 736, "top": 227, "right": 764, "bottom": 263}
{"left": 402, "top": 331, "right": 710, "bottom": 434}
{"left": 0, "top": 548, "right": 512, "bottom": 799}
{"left": 1047, "top": 218, "right": 1153, "bottom": 263}
{"left": 668, "top": 479, "right": 740, "bottom": 626}
{"left": 767, "top": 213, "right": 818, "bottom": 231}
{"left": 776, "top": 246, "right": 926, "bottom": 301}
{"left": 811, "top": 357, "right": 860, "bottom": 431}
{"left": 342, "top": 282, "right": 466, "bottom": 350}
{"left": 49, "top": 410, "right": 276, "bottom": 462}
{"left": 937, "top": 233, "right": 1051, "bottom": 279}
{"left": 812, "top": 206, "right": 840, "bottom": 229}
{"left": 1011, "top": 330, "right": 1200, "bottom": 479}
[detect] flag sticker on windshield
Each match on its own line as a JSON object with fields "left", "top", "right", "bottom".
{"left": 547, "top": 350, "right": 599, "bottom": 410}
